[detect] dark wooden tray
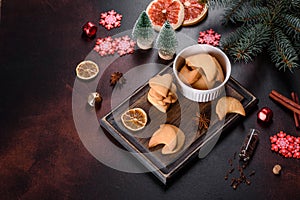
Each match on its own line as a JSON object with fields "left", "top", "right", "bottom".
{"left": 100, "top": 65, "right": 258, "bottom": 184}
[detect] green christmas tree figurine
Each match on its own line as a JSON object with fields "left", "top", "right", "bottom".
{"left": 132, "top": 11, "right": 155, "bottom": 50}
{"left": 156, "top": 21, "right": 178, "bottom": 60}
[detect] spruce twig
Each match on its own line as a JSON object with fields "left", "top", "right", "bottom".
{"left": 268, "top": 28, "right": 299, "bottom": 71}
{"left": 221, "top": 24, "right": 271, "bottom": 63}
{"left": 210, "top": 0, "right": 300, "bottom": 72}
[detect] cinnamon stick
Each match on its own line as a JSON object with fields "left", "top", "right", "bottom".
{"left": 291, "top": 92, "right": 300, "bottom": 128}
{"left": 269, "top": 90, "right": 300, "bottom": 115}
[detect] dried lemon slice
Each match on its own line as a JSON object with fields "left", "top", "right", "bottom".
{"left": 121, "top": 108, "right": 147, "bottom": 131}
{"left": 76, "top": 60, "right": 99, "bottom": 80}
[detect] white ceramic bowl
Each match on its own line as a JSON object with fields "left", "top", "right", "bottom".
{"left": 173, "top": 44, "right": 231, "bottom": 102}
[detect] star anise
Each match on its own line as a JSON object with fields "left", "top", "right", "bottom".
{"left": 194, "top": 112, "right": 210, "bottom": 130}
{"left": 110, "top": 72, "right": 125, "bottom": 86}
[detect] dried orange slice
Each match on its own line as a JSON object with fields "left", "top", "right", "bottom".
{"left": 121, "top": 108, "right": 148, "bottom": 131}
{"left": 180, "top": 0, "right": 208, "bottom": 26}
{"left": 146, "top": 0, "right": 184, "bottom": 31}
{"left": 76, "top": 60, "right": 99, "bottom": 80}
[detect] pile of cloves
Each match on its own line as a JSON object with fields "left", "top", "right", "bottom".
{"left": 224, "top": 152, "right": 256, "bottom": 190}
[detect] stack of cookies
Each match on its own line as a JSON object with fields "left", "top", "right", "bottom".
{"left": 147, "top": 73, "right": 178, "bottom": 112}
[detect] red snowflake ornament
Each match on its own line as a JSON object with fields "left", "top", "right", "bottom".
{"left": 270, "top": 131, "right": 300, "bottom": 159}
{"left": 94, "top": 36, "right": 117, "bottom": 56}
{"left": 99, "top": 10, "right": 122, "bottom": 30}
{"left": 198, "top": 29, "right": 221, "bottom": 46}
{"left": 114, "top": 35, "right": 136, "bottom": 56}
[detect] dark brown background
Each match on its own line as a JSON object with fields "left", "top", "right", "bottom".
{"left": 1, "top": 0, "right": 300, "bottom": 199}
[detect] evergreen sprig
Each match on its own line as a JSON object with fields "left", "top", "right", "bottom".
{"left": 222, "top": 24, "right": 271, "bottom": 63}
{"left": 209, "top": 0, "right": 300, "bottom": 72}
{"left": 268, "top": 28, "right": 299, "bottom": 70}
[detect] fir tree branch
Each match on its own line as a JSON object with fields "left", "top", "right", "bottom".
{"left": 211, "top": 0, "right": 300, "bottom": 72}
{"left": 220, "top": 26, "right": 246, "bottom": 51}
{"left": 277, "top": 14, "right": 300, "bottom": 41}
{"left": 294, "top": 42, "right": 300, "bottom": 56}
{"left": 250, "top": 0, "right": 264, "bottom": 7}
{"left": 268, "top": 28, "right": 299, "bottom": 71}
{"left": 234, "top": 5, "right": 269, "bottom": 24}
{"left": 207, "top": 0, "right": 233, "bottom": 8}
{"left": 221, "top": 24, "right": 271, "bottom": 63}
{"left": 222, "top": 0, "right": 248, "bottom": 24}
{"left": 290, "top": 0, "right": 300, "bottom": 14}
